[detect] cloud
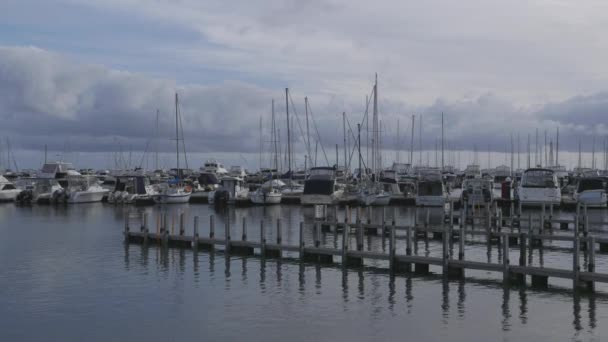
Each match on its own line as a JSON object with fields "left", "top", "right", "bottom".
{"left": 0, "top": 44, "right": 606, "bottom": 170}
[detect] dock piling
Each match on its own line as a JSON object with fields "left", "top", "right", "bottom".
{"left": 588, "top": 236, "right": 595, "bottom": 291}
{"left": 341, "top": 221, "right": 349, "bottom": 263}
{"left": 260, "top": 220, "right": 266, "bottom": 256}
{"left": 224, "top": 217, "right": 231, "bottom": 253}
{"left": 502, "top": 233, "right": 509, "bottom": 283}
{"left": 573, "top": 219, "right": 580, "bottom": 290}
{"left": 124, "top": 213, "right": 130, "bottom": 242}
{"left": 299, "top": 222, "right": 305, "bottom": 258}
{"left": 192, "top": 216, "right": 199, "bottom": 248}
{"left": 242, "top": 217, "right": 247, "bottom": 241}
{"left": 179, "top": 212, "right": 185, "bottom": 236}
{"left": 389, "top": 223, "right": 396, "bottom": 272}
{"left": 210, "top": 215, "right": 215, "bottom": 239}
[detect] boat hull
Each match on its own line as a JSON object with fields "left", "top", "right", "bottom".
{"left": 301, "top": 194, "right": 335, "bottom": 206}
{"left": 67, "top": 190, "right": 107, "bottom": 203}
{"left": 250, "top": 192, "right": 282, "bottom": 205}
{"left": 0, "top": 190, "right": 20, "bottom": 202}
{"left": 416, "top": 195, "right": 446, "bottom": 207}
{"left": 154, "top": 193, "right": 192, "bottom": 204}
{"left": 576, "top": 190, "right": 607, "bottom": 208}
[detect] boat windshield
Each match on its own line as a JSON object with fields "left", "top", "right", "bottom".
{"left": 418, "top": 181, "right": 443, "bottom": 196}
{"left": 578, "top": 179, "right": 605, "bottom": 192}
{"left": 309, "top": 168, "right": 334, "bottom": 178}
{"left": 522, "top": 170, "right": 556, "bottom": 188}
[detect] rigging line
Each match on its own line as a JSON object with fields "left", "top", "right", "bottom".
{"left": 304, "top": 99, "right": 330, "bottom": 166}
{"left": 287, "top": 91, "right": 311, "bottom": 160}
{"left": 177, "top": 97, "right": 189, "bottom": 170}
{"left": 138, "top": 140, "right": 151, "bottom": 168}
{"left": 345, "top": 114, "right": 360, "bottom": 168}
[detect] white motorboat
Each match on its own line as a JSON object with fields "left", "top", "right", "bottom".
{"left": 380, "top": 170, "right": 401, "bottom": 201}
{"left": 516, "top": 168, "right": 561, "bottom": 206}
{"left": 461, "top": 178, "right": 494, "bottom": 208}
{"left": 201, "top": 159, "right": 229, "bottom": 176}
{"left": 415, "top": 170, "right": 447, "bottom": 207}
{"left": 17, "top": 178, "right": 64, "bottom": 204}
{"left": 464, "top": 164, "right": 482, "bottom": 179}
{"left": 208, "top": 176, "right": 249, "bottom": 205}
{"left": 65, "top": 176, "right": 108, "bottom": 203}
{"left": 250, "top": 187, "right": 282, "bottom": 205}
{"left": 0, "top": 175, "right": 20, "bottom": 201}
{"left": 573, "top": 177, "right": 607, "bottom": 208}
{"left": 301, "top": 167, "right": 343, "bottom": 205}
{"left": 154, "top": 185, "right": 192, "bottom": 204}
{"left": 108, "top": 175, "right": 159, "bottom": 204}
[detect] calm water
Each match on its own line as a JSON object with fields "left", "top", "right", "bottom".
{"left": 1, "top": 203, "right": 608, "bottom": 341}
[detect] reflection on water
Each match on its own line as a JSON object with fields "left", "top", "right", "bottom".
{"left": 121, "top": 241, "right": 607, "bottom": 339}
{"left": 2, "top": 203, "right": 608, "bottom": 341}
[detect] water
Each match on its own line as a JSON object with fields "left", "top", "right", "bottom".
{"left": 1, "top": 203, "right": 608, "bottom": 341}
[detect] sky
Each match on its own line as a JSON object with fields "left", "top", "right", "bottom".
{"left": 1, "top": 0, "right": 608, "bottom": 171}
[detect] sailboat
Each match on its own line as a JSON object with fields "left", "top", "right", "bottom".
{"left": 250, "top": 101, "right": 283, "bottom": 205}
{"left": 154, "top": 93, "right": 192, "bottom": 204}
{"left": 358, "top": 74, "right": 390, "bottom": 206}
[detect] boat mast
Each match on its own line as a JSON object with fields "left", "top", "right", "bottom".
{"left": 396, "top": 119, "right": 400, "bottom": 164}
{"left": 592, "top": 135, "right": 596, "bottom": 169}
{"left": 578, "top": 138, "right": 582, "bottom": 169}
{"left": 285, "top": 88, "right": 291, "bottom": 175}
{"left": 371, "top": 75, "right": 377, "bottom": 179}
{"left": 259, "top": 116, "right": 262, "bottom": 171}
{"left": 343, "top": 112, "right": 347, "bottom": 172}
{"left": 510, "top": 133, "right": 514, "bottom": 176}
{"left": 517, "top": 132, "right": 520, "bottom": 170}
{"left": 527, "top": 134, "right": 530, "bottom": 169}
{"left": 441, "top": 112, "right": 444, "bottom": 171}
{"left": 305, "top": 97, "right": 310, "bottom": 171}
{"left": 419, "top": 115, "right": 423, "bottom": 167}
{"left": 410, "top": 115, "right": 415, "bottom": 166}
{"left": 175, "top": 93, "right": 180, "bottom": 178}
{"left": 155, "top": 109, "right": 159, "bottom": 170}
{"left": 272, "top": 99, "right": 278, "bottom": 171}
{"left": 556, "top": 127, "right": 559, "bottom": 166}
{"left": 535, "top": 128, "right": 538, "bottom": 167}
{"left": 543, "top": 130, "right": 549, "bottom": 166}
{"left": 358, "top": 123, "right": 362, "bottom": 180}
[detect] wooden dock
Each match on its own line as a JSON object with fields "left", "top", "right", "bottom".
{"left": 124, "top": 202, "right": 608, "bottom": 293}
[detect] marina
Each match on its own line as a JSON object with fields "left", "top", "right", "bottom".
{"left": 4, "top": 2, "right": 608, "bottom": 339}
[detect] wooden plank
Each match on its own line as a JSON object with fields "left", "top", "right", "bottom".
{"left": 510, "top": 265, "right": 573, "bottom": 279}
{"left": 449, "top": 260, "right": 503, "bottom": 272}
{"left": 395, "top": 255, "right": 443, "bottom": 266}
{"left": 348, "top": 250, "right": 390, "bottom": 260}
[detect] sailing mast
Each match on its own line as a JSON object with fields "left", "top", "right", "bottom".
{"left": 155, "top": 109, "right": 159, "bottom": 170}
{"left": 343, "top": 112, "right": 347, "bottom": 172}
{"left": 272, "top": 99, "right": 278, "bottom": 171}
{"left": 175, "top": 93, "right": 180, "bottom": 179}
{"left": 441, "top": 112, "right": 444, "bottom": 171}
{"left": 419, "top": 115, "right": 422, "bottom": 167}
{"left": 259, "top": 116, "right": 262, "bottom": 171}
{"left": 396, "top": 119, "right": 400, "bottom": 164}
{"left": 410, "top": 115, "right": 415, "bottom": 166}
{"left": 305, "top": 97, "right": 310, "bottom": 171}
{"left": 556, "top": 127, "right": 559, "bottom": 166}
{"left": 371, "top": 75, "right": 378, "bottom": 179}
{"left": 285, "top": 88, "right": 291, "bottom": 175}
